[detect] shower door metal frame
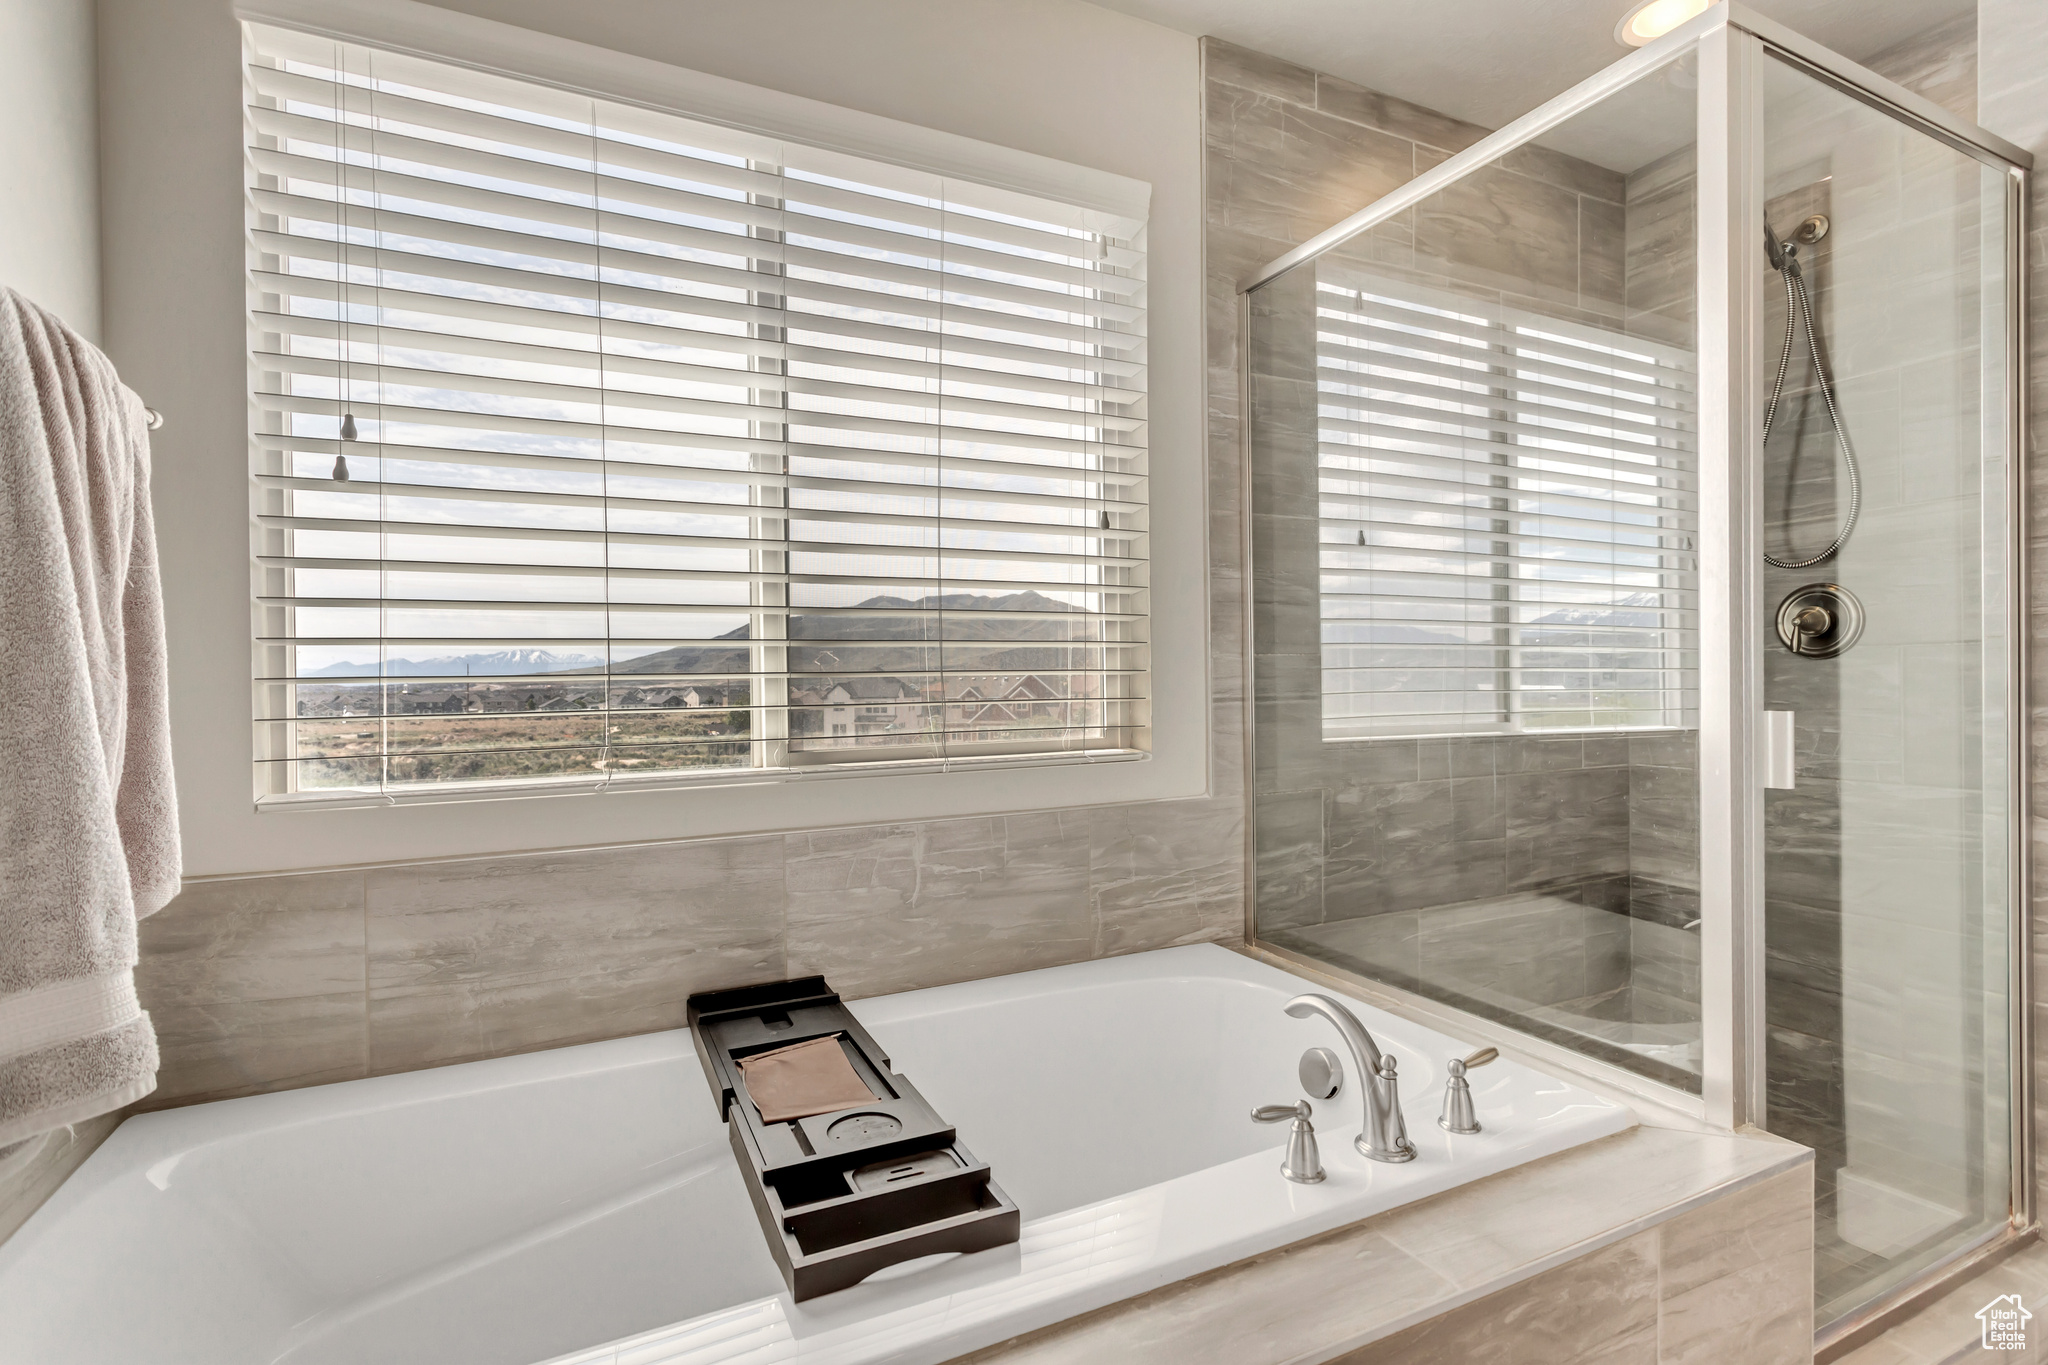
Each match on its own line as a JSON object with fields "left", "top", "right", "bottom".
{"left": 1726, "top": 14, "right": 2038, "bottom": 1343}
{"left": 1750, "top": 19, "right": 2035, "bottom": 1348}
{"left": 1236, "top": 0, "right": 2035, "bottom": 1310}
{"left": 1695, "top": 16, "right": 1766, "bottom": 1136}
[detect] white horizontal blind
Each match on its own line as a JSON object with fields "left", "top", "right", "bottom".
{"left": 243, "top": 24, "right": 1149, "bottom": 801}
{"left": 1315, "top": 274, "right": 1697, "bottom": 739}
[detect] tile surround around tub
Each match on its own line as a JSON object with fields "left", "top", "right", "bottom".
{"left": 133, "top": 871, "right": 368, "bottom": 1102}
{"left": 364, "top": 836, "right": 787, "bottom": 1076}
{"left": 134, "top": 802, "right": 1241, "bottom": 1107}
{"left": 0, "top": 1114, "right": 122, "bottom": 1248}
{"left": 1335, "top": 1233, "right": 1663, "bottom": 1365}
{"left": 955, "top": 1129, "right": 1812, "bottom": 1365}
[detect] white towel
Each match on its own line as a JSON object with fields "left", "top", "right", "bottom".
{"left": 0, "top": 286, "right": 178, "bottom": 1150}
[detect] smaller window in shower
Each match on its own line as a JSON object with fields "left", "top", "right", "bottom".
{"left": 1248, "top": 52, "right": 1704, "bottom": 1092}
{"left": 1316, "top": 277, "right": 1699, "bottom": 740}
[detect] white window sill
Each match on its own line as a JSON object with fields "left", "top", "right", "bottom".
{"left": 256, "top": 747, "right": 1150, "bottom": 812}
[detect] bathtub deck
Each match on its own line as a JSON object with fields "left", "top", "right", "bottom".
{"left": 0, "top": 945, "right": 1632, "bottom": 1365}
{"left": 952, "top": 1122, "right": 1813, "bottom": 1365}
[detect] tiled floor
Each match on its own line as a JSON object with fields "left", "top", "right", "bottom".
{"left": 1835, "top": 1238, "right": 2048, "bottom": 1363}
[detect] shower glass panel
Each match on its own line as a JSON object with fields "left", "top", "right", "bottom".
{"left": 1247, "top": 53, "right": 1706, "bottom": 1091}
{"left": 1757, "top": 55, "right": 2015, "bottom": 1323}
{"left": 1241, "top": 10, "right": 2028, "bottom": 1331}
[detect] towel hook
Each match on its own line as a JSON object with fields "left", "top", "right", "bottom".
{"left": 143, "top": 407, "right": 165, "bottom": 430}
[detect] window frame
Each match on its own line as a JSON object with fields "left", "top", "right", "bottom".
{"left": 235, "top": 3, "right": 1171, "bottom": 812}
{"left": 1310, "top": 271, "right": 1700, "bottom": 744}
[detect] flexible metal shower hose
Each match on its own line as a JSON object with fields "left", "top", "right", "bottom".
{"left": 1762, "top": 242, "right": 1860, "bottom": 570}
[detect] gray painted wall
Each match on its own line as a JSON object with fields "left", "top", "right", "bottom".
{"left": 0, "top": 0, "right": 99, "bottom": 338}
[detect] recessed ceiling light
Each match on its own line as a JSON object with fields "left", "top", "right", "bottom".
{"left": 1615, "top": 0, "right": 1714, "bottom": 47}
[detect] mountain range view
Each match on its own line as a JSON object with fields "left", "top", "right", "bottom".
{"left": 304, "top": 647, "right": 603, "bottom": 678}
{"left": 1321, "top": 592, "right": 1675, "bottom": 645}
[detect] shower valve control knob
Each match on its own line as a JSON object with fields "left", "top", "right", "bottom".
{"left": 1252, "top": 1100, "right": 1325, "bottom": 1184}
{"left": 1439, "top": 1047, "right": 1498, "bottom": 1136}
{"left": 1776, "top": 584, "right": 1864, "bottom": 658}
{"left": 1793, "top": 605, "right": 1832, "bottom": 637}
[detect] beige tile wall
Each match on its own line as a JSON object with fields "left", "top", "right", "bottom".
{"left": 0, "top": 1114, "right": 121, "bottom": 1248}
{"left": 1863, "top": 12, "right": 1977, "bottom": 125}
{"left": 132, "top": 804, "right": 1243, "bottom": 1107}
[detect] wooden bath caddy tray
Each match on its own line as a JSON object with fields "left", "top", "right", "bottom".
{"left": 687, "top": 976, "right": 1021, "bottom": 1301}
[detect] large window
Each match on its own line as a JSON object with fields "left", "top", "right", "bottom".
{"left": 1314, "top": 274, "right": 1697, "bottom": 739}
{"left": 243, "top": 26, "right": 1148, "bottom": 803}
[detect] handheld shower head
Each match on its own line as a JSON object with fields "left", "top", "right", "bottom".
{"left": 1761, "top": 213, "right": 1857, "bottom": 569}
{"left": 1764, "top": 219, "right": 1801, "bottom": 276}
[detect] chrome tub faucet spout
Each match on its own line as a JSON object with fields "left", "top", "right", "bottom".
{"left": 1283, "top": 993, "right": 1416, "bottom": 1163}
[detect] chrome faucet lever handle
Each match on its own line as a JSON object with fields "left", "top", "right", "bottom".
{"left": 1251, "top": 1101, "right": 1311, "bottom": 1123}
{"left": 1251, "top": 1100, "right": 1324, "bottom": 1183}
{"left": 1439, "top": 1047, "right": 1497, "bottom": 1135}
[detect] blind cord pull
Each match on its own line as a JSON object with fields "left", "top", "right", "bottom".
{"left": 333, "top": 59, "right": 354, "bottom": 481}
{"left": 333, "top": 413, "right": 356, "bottom": 482}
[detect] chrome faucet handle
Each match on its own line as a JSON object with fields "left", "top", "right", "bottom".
{"left": 1439, "top": 1047, "right": 1497, "bottom": 1135}
{"left": 1251, "top": 1101, "right": 1325, "bottom": 1183}
{"left": 1251, "top": 1101, "right": 1311, "bottom": 1123}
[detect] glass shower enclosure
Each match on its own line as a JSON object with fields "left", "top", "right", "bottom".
{"left": 1239, "top": 2, "right": 2027, "bottom": 1335}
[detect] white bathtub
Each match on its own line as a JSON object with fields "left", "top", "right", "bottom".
{"left": 0, "top": 945, "right": 1632, "bottom": 1365}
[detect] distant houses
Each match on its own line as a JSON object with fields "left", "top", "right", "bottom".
{"left": 293, "top": 671, "right": 1085, "bottom": 750}
{"left": 953, "top": 674, "right": 1064, "bottom": 742}
{"left": 294, "top": 678, "right": 747, "bottom": 717}
{"left": 795, "top": 676, "right": 924, "bottom": 745}
{"left": 789, "top": 673, "right": 1075, "bottom": 748}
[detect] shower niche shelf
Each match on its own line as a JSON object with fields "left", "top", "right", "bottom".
{"left": 687, "top": 975, "right": 1020, "bottom": 1300}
